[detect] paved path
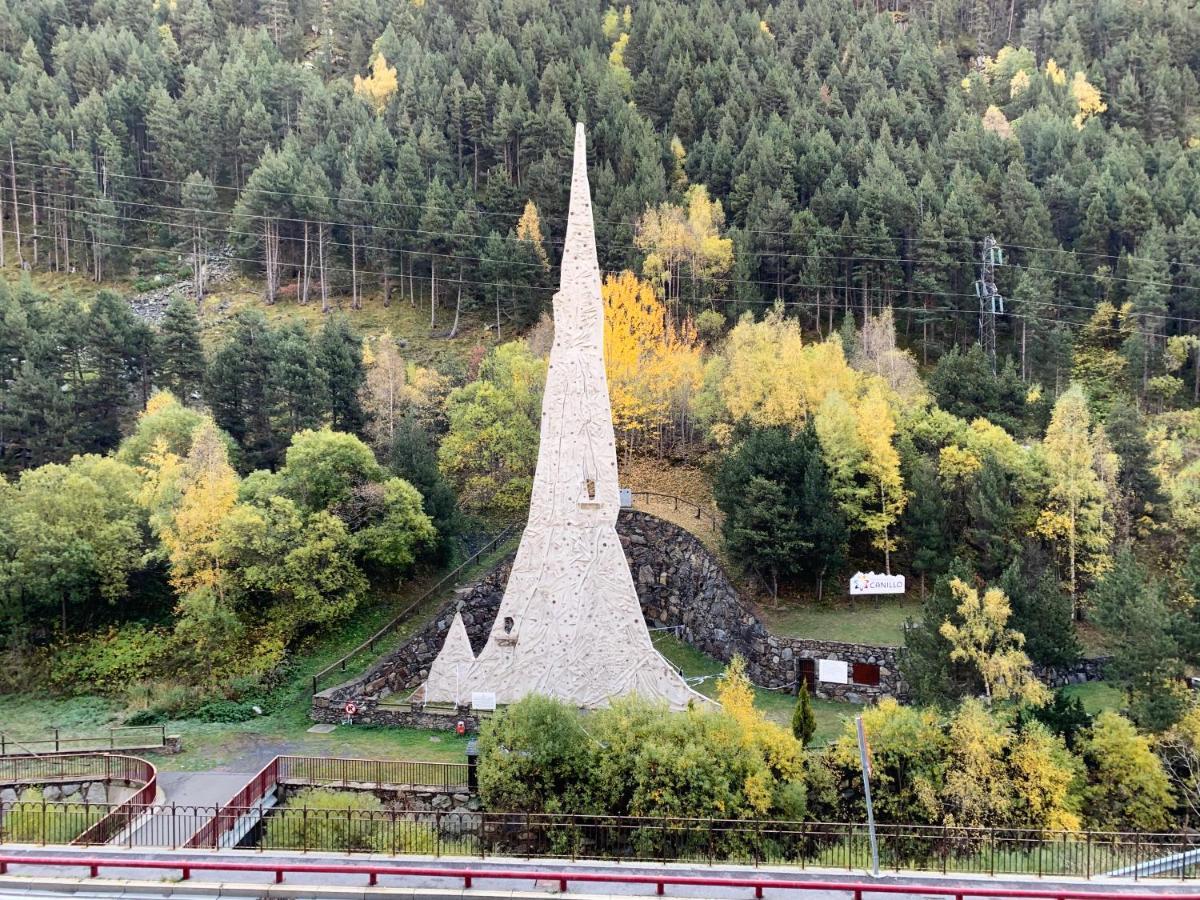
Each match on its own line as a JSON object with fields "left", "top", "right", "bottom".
{"left": 0, "top": 847, "right": 1194, "bottom": 898}
{"left": 121, "top": 772, "right": 253, "bottom": 848}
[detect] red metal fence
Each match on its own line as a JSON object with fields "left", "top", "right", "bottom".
{"left": 0, "top": 854, "right": 1196, "bottom": 898}
{"left": 0, "top": 752, "right": 156, "bottom": 847}
{"left": 180, "top": 756, "right": 470, "bottom": 850}
{"left": 277, "top": 756, "right": 469, "bottom": 791}
{"left": 182, "top": 756, "right": 279, "bottom": 850}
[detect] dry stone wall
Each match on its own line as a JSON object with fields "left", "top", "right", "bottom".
{"left": 312, "top": 510, "right": 1108, "bottom": 728}
{"left": 314, "top": 512, "right": 906, "bottom": 728}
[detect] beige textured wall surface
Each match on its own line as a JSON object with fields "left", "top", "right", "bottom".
{"left": 422, "top": 125, "right": 699, "bottom": 710}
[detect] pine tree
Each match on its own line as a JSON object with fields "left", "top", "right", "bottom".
{"left": 158, "top": 296, "right": 206, "bottom": 404}
{"left": 317, "top": 315, "right": 366, "bottom": 434}
{"left": 389, "top": 416, "right": 460, "bottom": 564}
{"left": 902, "top": 458, "right": 952, "bottom": 598}
{"left": 792, "top": 680, "right": 816, "bottom": 747}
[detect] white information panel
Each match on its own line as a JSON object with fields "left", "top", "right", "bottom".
{"left": 850, "top": 572, "right": 906, "bottom": 595}
{"left": 818, "top": 659, "right": 849, "bottom": 684}
{"left": 471, "top": 692, "right": 497, "bottom": 711}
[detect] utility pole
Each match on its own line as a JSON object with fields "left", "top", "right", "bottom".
{"left": 856, "top": 715, "right": 879, "bottom": 877}
{"left": 976, "top": 235, "right": 1004, "bottom": 373}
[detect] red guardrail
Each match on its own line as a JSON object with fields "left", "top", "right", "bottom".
{"left": 0, "top": 855, "right": 1194, "bottom": 898}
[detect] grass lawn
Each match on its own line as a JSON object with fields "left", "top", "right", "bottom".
{"left": 650, "top": 632, "right": 860, "bottom": 747}
{"left": 0, "top": 538, "right": 515, "bottom": 773}
{"left": 1060, "top": 680, "right": 1124, "bottom": 716}
{"left": 756, "top": 598, "right": 918, "bottom": 646}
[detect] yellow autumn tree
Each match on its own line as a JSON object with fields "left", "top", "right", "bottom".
{"left": 602, "top": 271, "right": 703, "bottom": 456}
{"left": 939, "top": 578, "right": 1049, "bottom": 706}
{"left": 716, "top": 654, "right": 805, "bottom": 811}
{"left": 516, "top": 200, "right": 550, "bottom": 270}
{"left": 703, "top": 309, "right": 906, "bottom": 568}
{"left": 1035, "top": 384, "right": 1114, "bottom": 613}
{"left": 1071, "top": 71, "right": 1107, "bottom": 129}
{"left": 856, "top": 381, "right": 907, "bottom": 571}
{"left": 360, "top": 330, "right": 448, "bottom": 448}
{"left": 635, "top": 185, "right": 734, "bottom": 308}
{"left": 353, "top": 53, "right": 398, "bottom": 114}
{"left": 150, "top": 422, "right": 239, "bottom": 600}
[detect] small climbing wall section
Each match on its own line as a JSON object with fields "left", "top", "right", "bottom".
{"left": 421, "top": 124, "right": 698, "bottom": 711}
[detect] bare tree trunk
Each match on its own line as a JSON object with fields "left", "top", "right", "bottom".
{"left": 409, "top": 255, "right": 415, "bottom": 307}
{"left": 449, "top": 264, "right": 463, "bottom": 338}
{"left": 9, "top": 142, "right": 21, "bottom": 268}
{"left": 319, "top": 222, "right": 329, "bottom": 313}
{"left": 350, "top": 231, "right": 359, "bottom": 310}
{"left": 30, "top": 180, "right": 39, "bottom": 268}
{"left": 382, "top": 259, "right": 391, "bottom": 308}
{"left": 430, "top": 255, "right": 437, "bottom": 328}
{"left": 301, "top": 220, "right": 310, "bottom": 304}
{"left": 264, "top": 219, "right": 279, "bottom": 304}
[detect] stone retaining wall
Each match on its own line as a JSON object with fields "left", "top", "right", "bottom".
{"left": 313, "top": 510, "right": 1107, "bottom": 726}
{"left": 0, "top": 780, "right": 111, "bottom": 806}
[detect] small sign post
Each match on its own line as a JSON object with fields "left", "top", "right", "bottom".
{"left": 342, "top": 701, "right": 357, "bottom": 725}
{"left": 856, "top": 715, "right": 880, "bottom": 876}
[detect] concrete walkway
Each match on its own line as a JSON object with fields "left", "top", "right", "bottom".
{"left": 120, "top": 772, "right": 253, "bottom": 848}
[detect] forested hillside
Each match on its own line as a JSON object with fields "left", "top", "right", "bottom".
{"left": 2, "top": 0, "right": 1200, "bottom": 826}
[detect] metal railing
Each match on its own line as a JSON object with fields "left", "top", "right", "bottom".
{"left": 277, "top": 756, "right": 469, "bottom": 791}
{"left": 0, "top": 753, "right": 157, "bottom": 847}
{"left": 3, "top": 803, "right": 1197, "bottom": 880}
{"left": 0, "top": 727, "right": 166, "bottom": 757}
{"left": 179, "top": 756, "right": 470, "bottom": 851}
{"left": 311, "top": 525, "right": 517, "bottom": 697}
{"left": 0, "top": 852, "right": 1196, "bottom": 897}
{"left": 627, "top": 491, "right": 720, "bottom": 529}
{"left": 182, "top": 756, "right": 279, "bottom": 849}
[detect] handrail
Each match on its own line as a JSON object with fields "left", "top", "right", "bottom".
{"left": 0, "top": 854, "right": 1192, "bottom": 897}
{"left": 0, "top": 727, "right": 166, "bottom": 758}
{"left": 183, "top": 755, "right": 279, "bottom": 849}
{"left": 627, "top": 490, "right": 720, "bottom": 528}
{"left": 310, "top": 525, "right": 517, "bottom": 697}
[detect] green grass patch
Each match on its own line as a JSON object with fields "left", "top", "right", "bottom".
{"left": 756, "top": 598, "right": 919, "bottom": 646}
{"left": 1060, "top": 681, "right": 1124, "bottom": 716}
{"left": 650, "top": 632, "right": 859, "bottom": 747}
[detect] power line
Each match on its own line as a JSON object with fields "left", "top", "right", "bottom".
{"left": 12, "top": 197, "right": 1200, "bottom": 330}
{"left": 0, "top": 229, "right": 1175, "bottom": 342}
{"left": 12, "top": 156, "right": 1200, "bottom": 274}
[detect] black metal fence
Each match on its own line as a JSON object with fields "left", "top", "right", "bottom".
{"left": 0, "top": 803, "right": 1195, "bottom": 879}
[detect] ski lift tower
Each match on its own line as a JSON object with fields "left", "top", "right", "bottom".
{"left": 976, "top": 236, "right": 1005, "bottom": 373}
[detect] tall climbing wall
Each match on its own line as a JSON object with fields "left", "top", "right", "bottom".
{"left": 421, "top": 124, "right": 699, "bottom": 711}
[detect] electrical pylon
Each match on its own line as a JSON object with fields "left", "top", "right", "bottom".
{"left": 976, "top": 235, "right": 1005, "bottom": 373}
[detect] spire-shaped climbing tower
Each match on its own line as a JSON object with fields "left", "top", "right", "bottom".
{"left": 421, "top": 124, "right": 699, "bottom": 711}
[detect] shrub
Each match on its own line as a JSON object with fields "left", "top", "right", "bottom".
{"left": 189, "top": 699, "right": 260, "bottom": 723}
{"left": 264, "top": 788, "right": 392, "bottom": 852}
{"left": 48, "top": 625, "right": 172, "bottom": 695}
